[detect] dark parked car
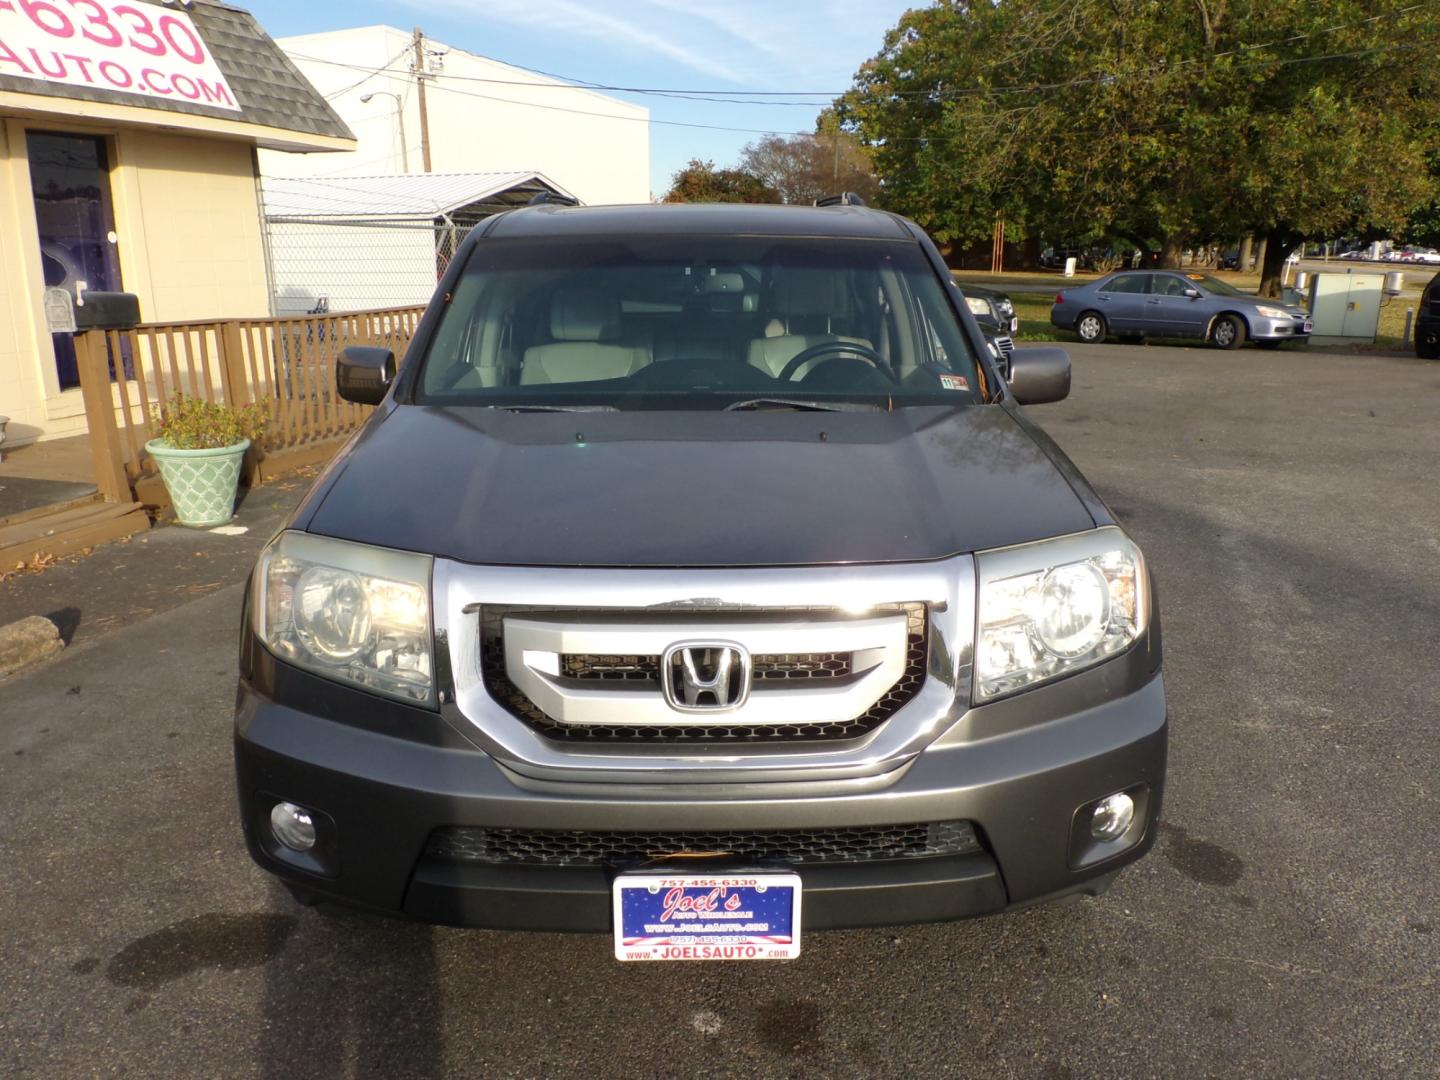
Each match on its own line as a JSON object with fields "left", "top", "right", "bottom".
{"left": 1417, "top": 272, "right": 1440, "bottom": 359}
{"left": 1040, "top": 245, "right": 1098, "bottom": 270}
{"left": 1051, "top": 270, "right": 1311, "bottom": 349}
{"left": 956, "top": 283, "right": 1017, "bottom": 371}
{"left": 960, "top": 282, "right": 1019, "bottom": 335}
{"left": 236, "top": 201, "right": 1166, "bottom": 961}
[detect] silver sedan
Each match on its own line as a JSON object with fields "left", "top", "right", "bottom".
{"left": 1051, "top": 270, "right": 1312, "bottom": 349}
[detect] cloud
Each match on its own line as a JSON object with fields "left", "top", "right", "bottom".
{"left": 636, "top": 0, "right": 790, "bottom": 67}
{"left": 411, "top": 0, "right": 752, "bottom": 84}
{"left": 621, "top": 0, "right": 903, "bottom": 88}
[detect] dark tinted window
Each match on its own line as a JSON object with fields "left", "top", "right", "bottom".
{"left": 1152, "top": 275, "right": 1193, "bottom": 297}
{"left": 1103, "top": 274, "right": 1150, "bottom": 294}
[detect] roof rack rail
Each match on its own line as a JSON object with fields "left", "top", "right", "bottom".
{"left": 527, "top": 191, "right": 580, "bottom": 207}
{"left": 815, "top": 192, "right": 867, "bottom": 207}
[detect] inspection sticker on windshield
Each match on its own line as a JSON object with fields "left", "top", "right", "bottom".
{"left": 940, "top": 373, "right": 970, "bottom": 391}
{"left": 613, "top": 873, "right": 801, "bottom": 961}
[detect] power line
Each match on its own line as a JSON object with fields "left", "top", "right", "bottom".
{"left": 321, "top": 45, "right": 413, "bottom": 101}
{"left": 287, "top": 52, "right": 823, "bottom": 107}
{"left": 289, "top": 42, "right": 1422, "bottom": 146}
{"left": 418, "top": 76, "right": 820, "bottom": 136}
{"left": 290, "top": 6, "right": 1424, "bottom": 103}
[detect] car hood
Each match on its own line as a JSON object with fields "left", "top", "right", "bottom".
{"left": 1231, "top": 294, "right": 1306, "bottom": 316}
{"left": 301, "top": 404, "right": 1096, "bottom": 567}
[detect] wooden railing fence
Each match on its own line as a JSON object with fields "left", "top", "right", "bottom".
{"left": 75, "top": 305, "right": 425, "bottom": 504}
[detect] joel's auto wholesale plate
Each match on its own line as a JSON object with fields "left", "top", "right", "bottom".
{"left": 613, "top": 872, "right": 801, "bottom": 961}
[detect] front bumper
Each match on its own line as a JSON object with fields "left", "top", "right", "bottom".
{"left": 234, "top": 647, "right": 1168, "bottom": 932}
{"left": 1250, "top": 314, "right": 1312, "bottom": 342}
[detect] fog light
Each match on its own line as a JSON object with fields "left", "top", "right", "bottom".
{"left": 270, "top": 802, "right": 317, "bottom": 851}
{"left": 1090, "top": 792, "right": 1136, "bottom": 840}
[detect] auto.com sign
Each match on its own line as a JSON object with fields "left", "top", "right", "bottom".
{"left": 0, "top": 0, "right": 239, "bottom": 111}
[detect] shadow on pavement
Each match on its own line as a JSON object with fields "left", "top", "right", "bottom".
{"left": 257, "top": 884, "right": 443, "bottom": 1080}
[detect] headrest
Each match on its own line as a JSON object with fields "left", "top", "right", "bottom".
{"left": 550, "top": 289, "right": 619, "bottom": 342}
{"left": 770, "top": 268, "right": 846, "bottom": 318}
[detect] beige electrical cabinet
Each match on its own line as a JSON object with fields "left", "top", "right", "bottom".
{"left": 1306, "top": 272, "right": 1383, "bottom": 346}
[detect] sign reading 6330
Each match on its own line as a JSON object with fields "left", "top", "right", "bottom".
{"left": 0, "top": 0, "right": 240, "bottom": 111}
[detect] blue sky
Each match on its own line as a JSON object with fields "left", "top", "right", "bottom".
{"left": 240, "top": 0, "right": 915, "bottom": 196}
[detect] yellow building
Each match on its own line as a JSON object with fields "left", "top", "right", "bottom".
{"left": 0, "top": 0, "right": 353, "bottom": 446}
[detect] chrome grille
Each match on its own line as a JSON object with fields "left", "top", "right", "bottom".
{"left": 480, "top": 603, "right": 927, "bottom": 743}
{"left": 427, "top": 820, "right": 978, "bottom": 867}
{"left": 994, "top": 335, "right": 1015, "bottom": 358}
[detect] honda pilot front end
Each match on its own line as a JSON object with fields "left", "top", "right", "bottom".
{"left": 235, "top": 201, "right": 1166, "bottom": 961}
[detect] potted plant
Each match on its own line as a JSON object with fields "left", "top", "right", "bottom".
{"left": 147, "top": 395, "right": 268, "bottom": 527}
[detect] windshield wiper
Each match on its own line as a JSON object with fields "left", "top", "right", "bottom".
{"left": 722, "top": 396, "right": 883, "bottom": 413}
{"left": 495, "top": 404, "right": 619, "bottom": 413}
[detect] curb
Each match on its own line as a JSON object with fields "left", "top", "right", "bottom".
{"left": 0, "top": 616, "right": 64, "bottom": 679}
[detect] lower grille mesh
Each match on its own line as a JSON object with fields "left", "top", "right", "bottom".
{"left": 561, "top": 652, "right": 853, "bottom": 682}
{"left": 427, "top": 820, "right": 979, "bottom": 868}
{"left": 481, "top": 604, "right": 928, "bottom": 744}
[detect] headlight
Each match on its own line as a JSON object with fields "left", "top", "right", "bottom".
{"left": 254, "top": 531, "right": 434, "bottom": 704}
{"left": 974, "top": 527, "right": 1147, "bottom": 702}
{"left": 1254, "top": 305, "right": 1289, "bottom": 319}
{"left": 966, "top": 296, "right": 992, "bottom": 317}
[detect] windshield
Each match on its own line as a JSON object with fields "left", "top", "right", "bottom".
{"left": 415, "top": 236, "right": 984, "bottom": 408}
{"left": 1189, "top": 273, "right": 1245, "bottom": 297}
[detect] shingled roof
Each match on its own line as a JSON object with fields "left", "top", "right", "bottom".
{"left": 0, "top": 1, "right": 352, "bottom": 144}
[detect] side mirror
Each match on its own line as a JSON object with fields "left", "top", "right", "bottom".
{"left": 1184, "top": 288, "right": 1201, "bottom": 299}
{"left": 337, "top": 346, "right": 396, "bottom": 405}
{"left": 1007, "top": 346, "right": 1071, "bottom": 405}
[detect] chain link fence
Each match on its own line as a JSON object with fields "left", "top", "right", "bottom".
{"left": 264, "top": 214, "right": 478, "bottom": 316}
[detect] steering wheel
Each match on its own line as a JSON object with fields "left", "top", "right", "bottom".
{"left": 776, "top": 341, "right": 896, "bottom": 383}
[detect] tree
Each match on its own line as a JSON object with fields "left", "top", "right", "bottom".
{"left": 663, "top": 159, "right": 777, "bottom": 204}
{"left": 837, "top": 1, "right": 1440, "bottom": 294}
{"left": 738, "top": 127, "right": 880, "bottom": 206}
{"left": 1402, "top": 151, "right": 1440, "bottom": 249}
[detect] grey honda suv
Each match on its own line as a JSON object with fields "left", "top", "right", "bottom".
{"left": 235, "top": 200, "right": 1166, "bottom": 961}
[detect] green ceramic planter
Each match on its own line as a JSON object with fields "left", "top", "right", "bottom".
{"left": 146, "top": 438, "right": 250, "bottom": 527}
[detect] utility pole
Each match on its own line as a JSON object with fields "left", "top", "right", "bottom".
{"left": 412, "top": 26, "right": 433, "bottom": 173}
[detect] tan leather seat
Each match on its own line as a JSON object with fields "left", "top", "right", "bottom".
{"left": 747, "top": 269, "right": 872, "bottom": 378}
{"left": 521, "top": 289, "right": 649, "bottom": 385}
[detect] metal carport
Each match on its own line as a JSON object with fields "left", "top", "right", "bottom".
{"left": 260, "top": 172, "right": 576, "bottom": 314}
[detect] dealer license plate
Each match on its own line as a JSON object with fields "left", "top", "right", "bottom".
{"left": 1303, "top": 320, "right": 1314, "bottom": 332}
{"left": 613, "top": 872, "right": 801, "bottom": 962}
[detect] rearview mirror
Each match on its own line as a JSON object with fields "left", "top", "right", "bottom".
{"left": 337, "top": 346, "right": 396, "bottom": 405}
{"left": 1184, "top": 288, "right": 1201, "bottom": 299}
{"left": 1006, "top": 346, "right": 1071, "bottom": 405}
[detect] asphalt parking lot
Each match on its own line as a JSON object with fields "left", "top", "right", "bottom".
{"left": 2, "top": 342, "right": 1437, "bottom": 1079}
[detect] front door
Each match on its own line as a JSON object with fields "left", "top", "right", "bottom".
{"left": 27, "top": 132, "right": 123, "bottom": 391}
{"left": 1145, "top": 273, "right": 1208, "bottom": 337}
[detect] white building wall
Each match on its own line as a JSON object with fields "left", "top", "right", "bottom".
{"left": 258, "top": 26, "right": 650, "bottom": 206}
